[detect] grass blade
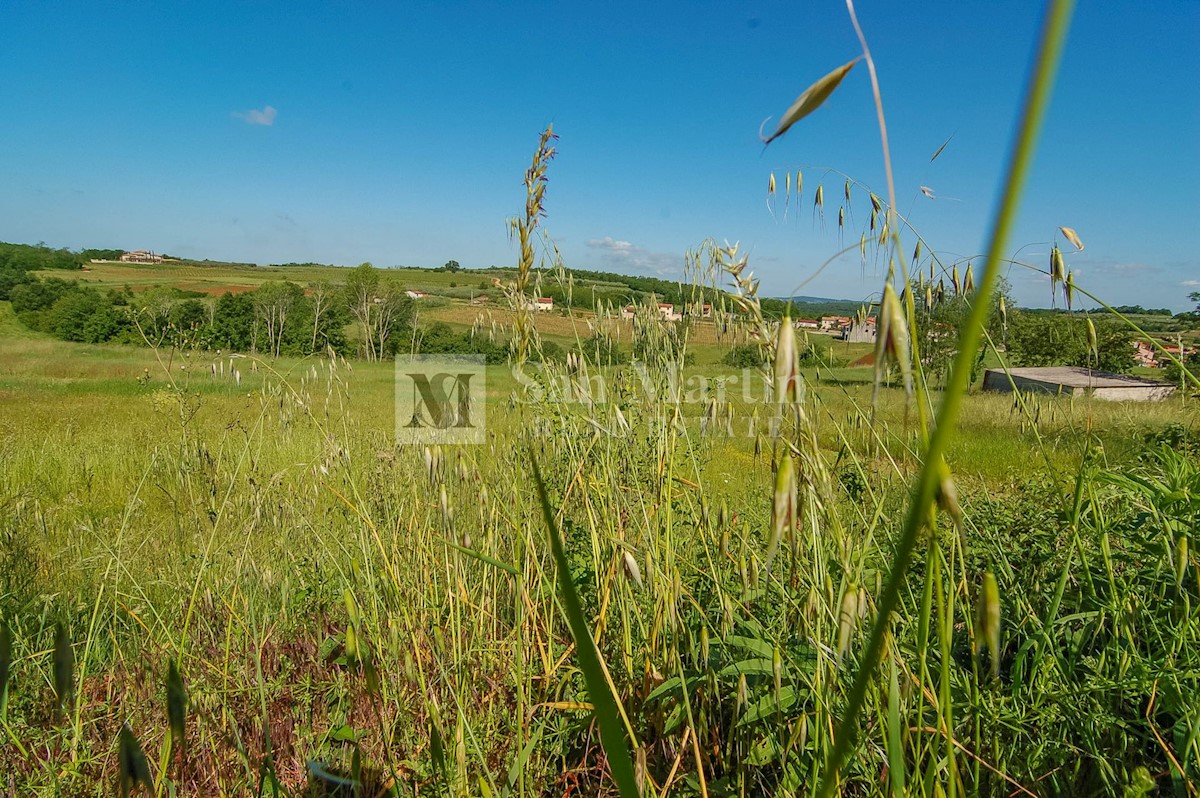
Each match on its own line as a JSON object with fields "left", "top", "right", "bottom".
{"left": 816, "top": 2, "right": 1076, "bottom": 794}
{"left": 167, "top": 659, "right": 187, "bottom": 754}
{"left": 530, "top": 454, "right": 641, "bottom": 798}
{"left": 0, "top": 618, "right": 10, "bottom": 719}
{"left": 53, "top": 622, "right": 74, "bottom": 720}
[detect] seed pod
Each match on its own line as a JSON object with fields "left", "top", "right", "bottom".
{"left": 837, "top": 585, "right": 858, "bottom": 661}
{"left": 814, "top": 184, "right": 824, "bottom": 216}
{"left": 963, "top": 263, "right": 975, "bottom": 295}
{"left": 977, "top": 572, "right": 1001, "bottom": 678}
{"left": 700, "top": 624, "right": 710, "bottom": 667}
{"left": 622, "top": 550, "right": 643, "bottom": 588}
{"left": 1087, "top": 318, "right": 1098, "bottom": 361}
{"left": 912, "top": 240, "right": 922, "bottom": 266}
{"left": 795, "top": 169, "right": 803, "bottom": 202}
{"left": 1065, "top": 271, "right": 1075, "bottom": 311}
{"left": 343, "top": 589, "right": 360, "bottom": 629}
{"left": 767, "top": 455, "right": 797, "bottom": 573}
{"left": 439, "top": 484, "right": 450, "bottom": 524}
{"left": 1176, "top": 536, "right": 1189, "bottom": 586}
{"left": 935, "top": 461, "right": 963, "bottom": 530}
{"left": 859, "top": 232, "right": 867, "bottom": 261}
{"left": 844, "top": 178, "right": 852, "bottom": 203}
{"left": 1059, "top": 226, "right": 1085, "bottom": 251}
{"left": 772, "top": 645, "right": 783, "bottom": 697}
{"left": 767, "top": 172, "right": 777, "bottom": 216}
{"left": 951, "top": 265, "right": 962, "bottom": 297}
{"left": 998, "top": 295, "right": 1008, "bottom": 330}
{"left": 736, "top": 673, "right": 749, "bottom": 715}
{"left": 874, "top": 282, "right": 913, "bottom": 396}
{"left": 924, "top": 284, "right": 934, "bottom": 311}
{"left": 1050, "top": 245, "right": 1065, "bottom": 300}
{"left": 869, "top": 192, "right": 882, "bottom": 214}
{"left": 774, "top": 316, "right": 799, "bottom": 405}
{"left": 838, "top": 206, "right": 845, "bottom": 230}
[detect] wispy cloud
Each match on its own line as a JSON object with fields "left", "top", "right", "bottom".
{"left": 233, "top": 105, "right": 277, "bottom": 126}
{"left": 1183, "top": 279, "right": 1200, "bottom": 287}
{"left": 1089, "top": 260, "right": 1157, "bottom": 277}
{"left": 586, "top": 236, "right": 681, "bottom": 276}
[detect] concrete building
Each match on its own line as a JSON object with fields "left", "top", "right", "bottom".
{"left": 842, "top": 319, "right": 877, "bottom": 343}
{"left": 982, "top": 366, "right": 1176, "bottom": 401}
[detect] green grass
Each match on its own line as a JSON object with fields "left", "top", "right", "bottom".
{"left": 4, "top": 5, "right": 1199, "bottom": 790}
{"left": 1, "top": 312, "right": 1196, "bottom": 795}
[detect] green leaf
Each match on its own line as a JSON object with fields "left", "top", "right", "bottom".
{"left": 738, "top": 685, "right": 800, "bottom": 726}
{"left": 746, "top": 734, "right": 784, "bottom": 766}
{"left": 762, "top": 58, "right": 861, "bottom": 145}
{"left": 430, "top": 719, "right": 448, "bottom": 787}
{"left": 330, "top": 724, "right": 363, "bottom": 743}
{"left": 718, "top": 658, "right": 776, "bottom": 680}
{"left": 644, "top": 674, "right": 705, "bottom": 705}
{"left": 722, "top": 635, "right": 775, "bottom": 660}
{"left": 444, "top": 538, "right": 520, "bottom": 576}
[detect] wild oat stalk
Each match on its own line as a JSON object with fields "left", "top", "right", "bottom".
{"left": 817, "top": 1, "right": 1076, "bottom": 794}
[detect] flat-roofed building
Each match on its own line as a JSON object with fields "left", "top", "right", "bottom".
{"left": 982, "top": 366, "right": 1175, "bottom": 401}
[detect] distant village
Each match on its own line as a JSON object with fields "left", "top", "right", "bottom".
{"left": 103, "top": 247, "right": 1193, "bottom": 368}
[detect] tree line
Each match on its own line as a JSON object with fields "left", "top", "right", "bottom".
{"left": 3, "top": 262, "right": 427, "bottom": 360}
{"left": 3, "top": 261, "right": 567, "bottom": 363}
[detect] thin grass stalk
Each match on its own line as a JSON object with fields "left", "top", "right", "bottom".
{"left": 816, "top": 2, "right": 1075, "bottom": 794}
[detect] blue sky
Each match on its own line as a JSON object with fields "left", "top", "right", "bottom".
{"left": 1, "top": 2, "right": 1197, "bottom": 310}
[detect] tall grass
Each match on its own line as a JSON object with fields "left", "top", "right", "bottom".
{"left": 1, "top": 1, "right": 1197, "bottom": 795}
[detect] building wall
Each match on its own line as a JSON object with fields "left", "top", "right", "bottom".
{"left": 1092, "top": 385, "right": 1176, "bottom": 401}
{"left": 982, "top": 370, "right": 1175, "bottom": 401}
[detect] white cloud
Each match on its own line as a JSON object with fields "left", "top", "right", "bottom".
{"left": 233, "top": 105, "right": 277, "bottom": 126}
{"left": 586, "top": 236, "right": 681, "bottom": 276}
{"left": 1182, "top": 279, "right": 1200, "bottom": 287}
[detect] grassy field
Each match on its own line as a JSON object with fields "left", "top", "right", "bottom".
{"left": 1, "top": 283, "right": 1198, "bottom": 795}
{"left": 47, "top": 260, "right": 493, "bottom": 297}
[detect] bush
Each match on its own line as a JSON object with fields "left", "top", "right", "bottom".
{"left": 721, "top": 343, "right": 767, "bottom": 368}
{"left": 577, "top": 332, "right": 627, "bottom": 366}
